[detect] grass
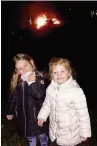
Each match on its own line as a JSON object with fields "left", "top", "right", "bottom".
{"left": 1, "top": 116, "right": 28, "bottom": 146}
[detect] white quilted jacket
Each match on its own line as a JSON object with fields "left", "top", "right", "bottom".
{"left": 38, "top": 77, "right": 91, "bottom": 146}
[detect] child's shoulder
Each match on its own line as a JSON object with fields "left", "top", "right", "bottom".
{"left": 70, "top": 84, "right": 85, "bottom": 99}
{"left": 36, "top": 72, "right": 43, "bottom": 79}
{"left": 71, "top": 83, "right": 83, "bottom": 93}
{"left": 46, "top": 83, "right": 52, "bottom": 93}
{"left": 36, "top": 70, "right": 43, "bottom": 76}
{"left": 36, "top": 72, "right": 45, "bottom": 85}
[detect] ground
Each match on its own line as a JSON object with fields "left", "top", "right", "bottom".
{"left": 1, "top": 110, "right": 97, "bottom": 146}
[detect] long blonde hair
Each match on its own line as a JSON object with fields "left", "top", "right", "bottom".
{"left": 49, "top": 57, "right": 73, "bottom": 80}
{"left": 10, "top": 53, "right": 37, "bottom": 92}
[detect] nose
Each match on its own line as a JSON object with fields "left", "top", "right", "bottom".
{"left": 21, "top": 68, "right": 26, "bottom": 75}
{"left": 57, "top": 72, "right": 61, "bottom": 77}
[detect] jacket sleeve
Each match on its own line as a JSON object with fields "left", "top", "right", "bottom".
{"left": 37, "top": 88, "right": 51, "bottom": 121}
{"left": 28, "top": 76, "right": 46, "bottom": 101}
{"left": 6, "top": 92, "right": 16, "bottom": 115}
{"left": 71, "top": 88, "right": 91, "bottom": 138}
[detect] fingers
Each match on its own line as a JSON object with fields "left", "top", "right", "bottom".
{"left": 6, "top": 115, "right": 13, "bottom": 120}
{"left": 38, "top": 119, "right": 44, "bottom": 127}
{"left": 28, "top": 73, "right": 36, "bottom": 82}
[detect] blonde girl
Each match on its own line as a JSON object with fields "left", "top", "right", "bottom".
{"left": 6, "top": 53, "right": 48, "bottom": 146}
{"left": 38, "top": 57, "right": 91, "bottom": 146}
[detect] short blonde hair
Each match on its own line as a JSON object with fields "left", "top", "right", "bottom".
{"left": 49, "top": 57, "right": 72, "bottom": 80}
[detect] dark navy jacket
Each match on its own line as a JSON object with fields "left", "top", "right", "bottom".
{"left": 7, "top": 74, "right": 47, "bottom": 137}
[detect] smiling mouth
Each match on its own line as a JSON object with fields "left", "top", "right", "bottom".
{"left": 57, "top": 78, "right": 62, "bottom": 80}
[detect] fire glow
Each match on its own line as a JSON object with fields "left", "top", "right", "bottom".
{"left": 35, "top": 14, "right": 48, "bottom": 29}
{"left": 20, "top": 2, "right": 63, "bottom": 35}
{"left": 33, "top": 14, "right": 61, "bottom": 30}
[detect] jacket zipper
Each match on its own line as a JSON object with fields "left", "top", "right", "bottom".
{"left": 15, "top": 105, "right": 17, "bottom": 117}
{"left": 22, "top": 82, "right": 26, "bottom": 137}
{"left": 55, "top": 86, "right": 59, "bottom": 138}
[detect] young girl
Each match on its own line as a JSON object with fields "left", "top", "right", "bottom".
{"left": 38, "top": 57, "right": 91, "bottom": 146}
{"left": 6, "top": 53, "right": 48, "bottom": 146}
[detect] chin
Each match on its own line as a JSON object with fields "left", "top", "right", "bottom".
{"left": 57, "top": 81, "right": 63, "bottom": 84}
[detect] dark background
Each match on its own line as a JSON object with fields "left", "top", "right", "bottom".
{"left": 2, "top": 1, "right": 97, "bottom": 117}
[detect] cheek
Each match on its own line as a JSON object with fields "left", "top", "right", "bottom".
{"left": 63, "top": 73, "right": 70, "bottom": 79}
{"left": 17, "top": 70, "right": 23, "bottom": 75}
{"left": 53, "top": 75, "right": 57, "bottom": 80}
{"left": 28, "top": 65, "right": 33, "bottom": 70}
{"left": 25, "top": 66, "right": 30, "bottom": 71}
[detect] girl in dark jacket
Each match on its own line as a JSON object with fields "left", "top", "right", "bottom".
{"left": 6, "top": 53, "right": 48, "bottom": 146}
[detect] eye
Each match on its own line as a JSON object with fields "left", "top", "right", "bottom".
{"left": 18, "top": 68, "right": 22, "bottom": 71}
{"left": 24, "top": 64, "right": 27, "bottom": 67}
{"left": 53, "top": 72, "right": 57, "bottom": 74}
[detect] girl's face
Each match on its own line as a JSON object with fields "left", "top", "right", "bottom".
{"left": 52, "top": 64, "right": 70, "bottom": 84}
{"left": 15, "top": 60, "right": 33, "bottom": 75}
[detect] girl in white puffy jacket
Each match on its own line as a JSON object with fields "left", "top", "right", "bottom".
{"left": 38, "top": 57, "right": 91, "bottom": 146}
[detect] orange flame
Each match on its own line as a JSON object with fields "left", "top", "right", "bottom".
{"left": 35, "top": 14, "right": 48, "bottom": 29}
{"left": 52, "top": 18, "right": 61, "bottom": 25}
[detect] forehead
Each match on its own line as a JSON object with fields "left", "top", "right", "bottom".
{"left": 53, "top": 64, "right": 66, "bottom": 71}
{"left": 15, "top": 60, "right": 29, "bottom": 68}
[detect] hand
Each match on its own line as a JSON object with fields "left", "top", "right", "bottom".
{"left": 38, "top": 119, "right": 44, "bottom": 127}
{"left": 28, "top": 72, "right": 36, "bottom": 82}
{"left": 6, "top": 115, "right": 13, "bottom": 120}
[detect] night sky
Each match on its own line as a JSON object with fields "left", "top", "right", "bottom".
{"left": 2, "top": 1, "right": 97, "bottom": 116}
